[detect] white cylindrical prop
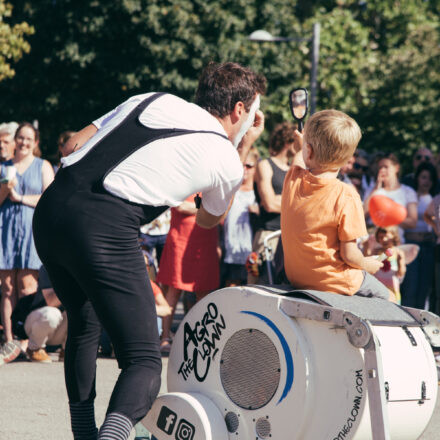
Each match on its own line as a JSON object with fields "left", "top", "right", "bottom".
{"left": 144, "top": 286, "right": 437, "bottom": 440}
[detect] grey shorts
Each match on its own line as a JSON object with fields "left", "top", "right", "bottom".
{"left": 355, "top": 271, "right": 390, "bottom": 300}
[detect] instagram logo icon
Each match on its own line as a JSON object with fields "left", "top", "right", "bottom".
{"left": 175, "top": 419, "right": 195, "bottom": 440}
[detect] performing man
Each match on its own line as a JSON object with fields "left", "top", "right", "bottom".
{"left": 33, "top": 61, "right": 266, "bottom": 440}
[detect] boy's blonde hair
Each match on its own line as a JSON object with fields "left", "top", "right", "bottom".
{"left": 304, "top": 109, "right": 361, "bottom": 167}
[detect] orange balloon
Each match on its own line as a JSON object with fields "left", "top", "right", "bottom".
{"left": 369, "top": 194, "right": 407, "bottom": 227}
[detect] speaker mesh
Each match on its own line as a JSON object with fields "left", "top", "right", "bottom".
{"left": 225, "top": 412, "right": 239, "bottom": 433}
{"left": 220, "top": 328, "right": 280, "bottom": 410}
{"left": 256, "top": 417, "right": 271, "bottom": 438}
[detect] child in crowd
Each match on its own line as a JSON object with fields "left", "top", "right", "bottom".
{"left": 281, "top": 110, "right": 389, "bottom": 299}
{"left": 372, "top": 226, "right": 406, "bottom": 304}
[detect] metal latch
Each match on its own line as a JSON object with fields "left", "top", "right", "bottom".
{"left": 418, "top": 381, "right": 427, "bottom": 405}
{"left": 384, "top": 381, "right": 390, "bottom": 401}
{"left": 402, "top": 326, "right": 417, "bottom": 346}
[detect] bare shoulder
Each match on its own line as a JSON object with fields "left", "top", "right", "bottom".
{"left": 257, "top": 158, "right": 273, "bottom": 178}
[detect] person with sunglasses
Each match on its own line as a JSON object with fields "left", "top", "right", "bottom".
{"left": 221, "top": 147, "right": 260, "bottom": 287}
{"left": 249, "top": 122, "right": 297, "bottom": 283}
{"left": 402, "top": 147, "right": 439, "bottom": 193}
{"left": 349, "top": 149, "right": 375, "bottom": 200}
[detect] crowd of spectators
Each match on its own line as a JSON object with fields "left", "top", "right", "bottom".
{"left": 1, "top": 119, "right": 440, "bottom": 363}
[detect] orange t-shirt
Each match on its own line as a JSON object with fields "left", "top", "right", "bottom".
{"left": 281, "top": 166, "right": 367, "bottom": 295}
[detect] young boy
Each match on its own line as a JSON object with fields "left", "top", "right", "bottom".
{"left": 281, "top": 110, "right": 389, "bottom": 299}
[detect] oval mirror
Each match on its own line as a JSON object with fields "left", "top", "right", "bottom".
{"left": 289, "top": 88, "right": 308, "bottom": 132}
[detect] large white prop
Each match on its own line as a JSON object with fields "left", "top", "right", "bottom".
{"left": 143, "top": 286, "right": 440, "bottom": 440}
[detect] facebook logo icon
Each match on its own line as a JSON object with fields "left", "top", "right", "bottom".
{"left": 157, "top": 406, "right": 177, "bottom": 434}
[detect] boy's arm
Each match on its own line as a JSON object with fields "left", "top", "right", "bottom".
{"left": 340, "top": 239, "right": 383, "bottom": 274}
{"left": 291, "top": 129, "right": 306, "bottom": 169}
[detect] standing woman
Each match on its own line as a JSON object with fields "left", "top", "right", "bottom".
{"left": 364, "top": 153, "right": 418, "bottom": 241}
{"left": 156, "top": 195, "right": 220, "bottom": 354}
{"left": 401, "top": 162, "right": 438, "bottom": 308}
{"left": 0, "top": 122, "right": 54, "bottom": 363}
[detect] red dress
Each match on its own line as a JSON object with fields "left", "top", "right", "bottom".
{"left": 156, "top": 198, "right": 219, "bottom": 292}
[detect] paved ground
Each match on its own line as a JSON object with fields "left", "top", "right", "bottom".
{"left": 1, "top": 297, "right": 440, "bottom": 440}
{"left": 1, "top": 354, "right": 440, "bottom": 439}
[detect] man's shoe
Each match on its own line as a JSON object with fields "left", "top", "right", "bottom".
{"left": 0, "top": 341, "right": 21, "bottom": 365}
{"left": 26, "top": 348, "right": 52, "bottom": 363}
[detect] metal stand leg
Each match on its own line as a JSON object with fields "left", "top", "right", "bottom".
{"left": 363, "top": 324, "right": 391, "bottom": 440}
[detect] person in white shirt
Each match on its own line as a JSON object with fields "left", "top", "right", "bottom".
{"left": 364, "top": 152, "right": 418, "bottom": 243}
{"left": 33, "top": 61, "right": 266, "bottom": 440}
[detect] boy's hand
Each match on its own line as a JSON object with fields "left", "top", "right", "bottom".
{"left": 363, "top": 256, "right": 384, "bottom": 274}
{"left": 293, "top": 129, "right": 303, "bottom": 153}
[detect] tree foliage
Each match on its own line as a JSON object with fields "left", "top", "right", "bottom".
{"left": 0, "top": 1, "right": 33, "bottom": 81}
{"left": 0, "top": 0, "right": 438, "bottom": 169}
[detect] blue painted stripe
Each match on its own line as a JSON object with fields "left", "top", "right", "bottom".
{"left": 241, "top": 310, "right": 294, "bottom": 404}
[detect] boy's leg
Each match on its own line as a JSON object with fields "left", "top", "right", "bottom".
{"left": 355, "top": 272, "right": 390, "bottom": 300}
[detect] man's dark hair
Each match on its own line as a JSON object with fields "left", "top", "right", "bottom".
{"left": 195, "top": 62, "right": 266, "bottom": 118}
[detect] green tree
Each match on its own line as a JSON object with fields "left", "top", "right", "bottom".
{"left": 0, "top": 0, "right": 439, "bottom": 168}
{"left": 0, "top": 1, "right": 34, "bottom": 81}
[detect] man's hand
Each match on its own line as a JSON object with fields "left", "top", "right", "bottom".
{"left": 238, "top": 110, "right": 264, "bottom": 162}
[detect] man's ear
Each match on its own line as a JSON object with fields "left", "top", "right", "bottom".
{"left": 231, "top": 101, "right": 245, "bottom": 124}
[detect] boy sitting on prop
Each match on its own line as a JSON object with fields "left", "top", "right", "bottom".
{"left": 281, "top": 110, "right": 390, "bottom": 299}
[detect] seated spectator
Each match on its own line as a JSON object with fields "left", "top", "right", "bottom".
{"left": 222, "top": 147, "right": 259, "bottom": 286}
{"left": 281, "top": 110, "right": 389, "bottom": 299}
{"left": 400, "top": 162, "right": 438, "bottom": 309}
{"left": 364, "top": 153, "right": 418, "bottom": 242}
{"left": 0, "top": 122, "right": 18, "bottom": 163}
{"left": 250, "top": 122, "right": 296, "bottom": 283}
{"left": 10, "top": 265, "right": 67, "bottom": 363}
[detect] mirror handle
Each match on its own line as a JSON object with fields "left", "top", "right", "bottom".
{"left": 298, "top": 120, "right": 303, "bottom": 133}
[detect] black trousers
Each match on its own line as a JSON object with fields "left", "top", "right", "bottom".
{"left": 33, "top": 177, "right": 162, "bottom": 424}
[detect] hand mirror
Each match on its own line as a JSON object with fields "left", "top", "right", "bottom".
{"left": 289, "top": 88, "right": 308, "bottom": 132}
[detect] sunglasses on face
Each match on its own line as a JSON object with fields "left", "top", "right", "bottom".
{"left": 353, "top": 162, "right": 369, "bottom": 172}
{"left": 415, "top": 154, "right": 432, "bottom": 161}
{"left": 244, "top": 163, "right": 255, "bottom": 169}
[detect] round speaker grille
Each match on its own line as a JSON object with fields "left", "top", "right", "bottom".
{"left": 256, "top": 417, "right": 271, "bottom": 438}
{"left": 220, "top": 328, "right": 280, "bottom": 410}
{"left": 224, "top": 412, "right": 239, "bottom": 433}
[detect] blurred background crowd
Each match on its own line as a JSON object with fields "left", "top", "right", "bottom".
{"left": 1, "top": 118, "right": 440, "bottom": 363}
